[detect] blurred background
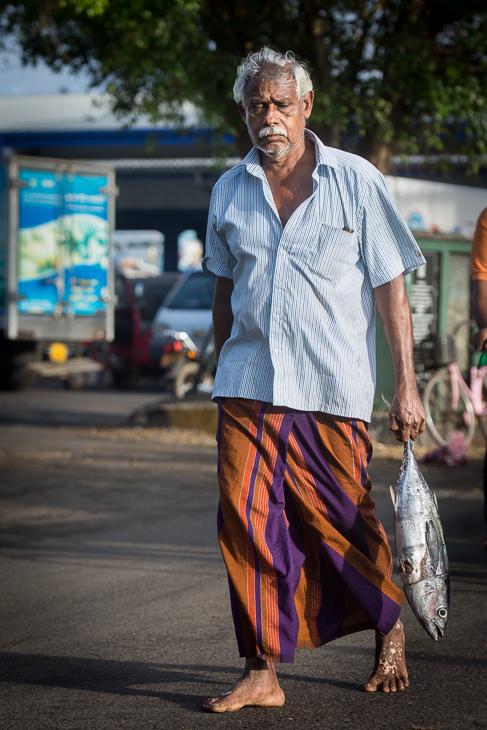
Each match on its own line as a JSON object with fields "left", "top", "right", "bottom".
{"left": 0, "top": 1, "right": 486, "bottom": 407}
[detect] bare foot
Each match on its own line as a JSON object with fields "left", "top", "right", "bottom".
{"left": 202, "top": 657, "right": 285, "bottom": 712}
{"left": 364, "top": 619, "right": 409, "bottom": 693}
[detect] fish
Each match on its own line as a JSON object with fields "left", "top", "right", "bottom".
{"left": 383, "top": 395, "right": 450, "bottom": 641}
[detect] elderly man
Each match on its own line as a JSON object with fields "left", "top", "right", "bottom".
{"left": 202, "top": 47, "right": 426, "bottom": 713}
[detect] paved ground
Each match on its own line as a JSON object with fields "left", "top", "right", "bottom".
{"left": 1, "top": 384, "right": 487, "bottom": 730}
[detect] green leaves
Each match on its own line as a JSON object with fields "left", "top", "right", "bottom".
{"left": 1, "top": 0, "right": 486, "bottom": 171}
{"left": 58, "top": 0, "right": 109, "bottom": 17}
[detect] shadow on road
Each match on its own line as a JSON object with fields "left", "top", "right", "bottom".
{"left": 0, "top": 408, "right": 127, "bottom": 428}
{"left": 0, "top": 654, "right": 366, "bottom": 711}
{"left": 0, "top": 386, "right": 170, "bottom": 428}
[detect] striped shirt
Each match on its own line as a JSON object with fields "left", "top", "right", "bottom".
{"left": 203, "top": 130, "right": 425, "bottom": 421}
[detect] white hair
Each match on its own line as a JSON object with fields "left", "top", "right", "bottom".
{"left": 233, "top": 47, "right": 313, "bottom": 105}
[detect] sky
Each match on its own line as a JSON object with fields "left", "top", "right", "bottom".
{"left": 0, "top": 47, "right": 95, "bottom": 95}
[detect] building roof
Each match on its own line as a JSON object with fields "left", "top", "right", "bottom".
{"left": 0, "top": 93, "right": 200, "bottom": 133}
{"left": 98, "top": 157, "right": 241, "bottom": 171}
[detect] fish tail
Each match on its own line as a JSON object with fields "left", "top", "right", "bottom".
{"left": 381, "top": 393, "right": 392, "bottom": 411}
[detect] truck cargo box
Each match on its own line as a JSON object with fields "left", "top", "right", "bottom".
{"left": 1, "top": 154, "right": 116, "bottom": 343}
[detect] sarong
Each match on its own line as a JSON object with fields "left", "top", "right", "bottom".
{"left": 216, "top": 398, "right": 404, "bottom": 664}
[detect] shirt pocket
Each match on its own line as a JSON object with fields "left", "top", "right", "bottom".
{"left": 305, "top": 223, "right": 359, "bottom": 283}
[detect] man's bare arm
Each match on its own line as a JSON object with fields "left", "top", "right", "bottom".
{"left": 213, "top": 276, "right": 234, "bottom": 362}
{"left": 374, "top": 274, "right": 426, "bottom": 442}
{"left": 472, "top": 280, "right": 487, "bottom": 351}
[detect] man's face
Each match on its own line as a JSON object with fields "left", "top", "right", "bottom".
{"left": 239, "top": 74, "right": 313, "bottom": 160}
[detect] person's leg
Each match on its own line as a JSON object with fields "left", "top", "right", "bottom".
{"left": 203, "top": 399, "right": 298, "bottom": 712}
{"left": 284, "top": 412, "right": 408, "bottom": 692}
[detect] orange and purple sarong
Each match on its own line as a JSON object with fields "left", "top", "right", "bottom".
{"left": 216, "top": 398, "right": 404, "bottom": 664}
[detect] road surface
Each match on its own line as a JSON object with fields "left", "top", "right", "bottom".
{"left": 1, "top": 384, "right": 486, "bottom": 729}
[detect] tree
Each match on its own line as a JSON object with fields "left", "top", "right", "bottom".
{"left": 1, "top": 0, "right": 487, "bottom": 172}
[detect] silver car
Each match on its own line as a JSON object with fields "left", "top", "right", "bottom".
{"left": 151, "top": 268, "right": 215, "bottom": 354}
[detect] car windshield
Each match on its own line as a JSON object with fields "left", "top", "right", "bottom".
{"left": 130, "top": 274, "right": 181, "bottom": 321}
{"left": 167, "top": 272, "right": 215, "bottom": 310}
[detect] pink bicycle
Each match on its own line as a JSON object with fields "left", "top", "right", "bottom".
{"left": 423, "top": 330, "right": 487, "bottom": 446}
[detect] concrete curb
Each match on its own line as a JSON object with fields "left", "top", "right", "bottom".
{"left": 129, "top": 400, "right": 487, "bottom": 448}
{"left": 128, "top": 402, "right": 441, "bottom": 445}
{"left": 128, "top": 400, "right": 218, "bottom": 435}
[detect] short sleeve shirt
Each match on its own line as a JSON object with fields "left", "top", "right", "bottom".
{"left": 203, "top": 131, "right": 425, "bottom": 421}
{"left": 471, "top": 207, "right": 487, "bottom": 280}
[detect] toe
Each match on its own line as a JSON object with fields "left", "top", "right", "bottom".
{"left": 363, "top": 679, "right": 378, "bottom": 692}
{"left": 380, "top": 679, "right": 390, "bottom": 693}
{"left": 202, "top": 698, "right": 220, "bottom": 711}
{"left": 203, "top": 700, "right": 225, "bottom": 713}
{"left": 396, "top": 677, "right": 405, "bottom": 691}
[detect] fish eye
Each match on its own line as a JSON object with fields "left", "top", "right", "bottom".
{"left": 437, "top": 607, "right": 448, "bottom": 619}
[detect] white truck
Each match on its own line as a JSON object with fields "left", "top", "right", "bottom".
{"left": 0, "top": 153, "right": 117, "bottom": 389}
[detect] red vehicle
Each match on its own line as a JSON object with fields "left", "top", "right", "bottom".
{"left": 110, "top": 271, "right": 180, "bottom": 388}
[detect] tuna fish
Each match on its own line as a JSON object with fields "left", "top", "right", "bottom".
{"left": 389, "top": 437, "right": 450, "bottom": 640}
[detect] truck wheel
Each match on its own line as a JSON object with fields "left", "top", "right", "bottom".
{"left": 11, "top": 366, "right": 38, "bottom": 390}
{"left": 0, "top": 363, "right": 37, "bottom": 391}
{"left": 63, "top": 373, "right": 87, "bottom": 390}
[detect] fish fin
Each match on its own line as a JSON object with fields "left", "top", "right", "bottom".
{"left": 407, "top": 438, "right": 414, "bottom": 452}
{"left": 434, "top": 492, "right": 439, "bottom": 509}
{"left": 381, "top": 393, "right": 392, "bottom": 411}
{"left": 389, "top": 485, "right": 396, "bottom": 507}
{"left": 426, "top": 519, "right": 440, "bottom": 572}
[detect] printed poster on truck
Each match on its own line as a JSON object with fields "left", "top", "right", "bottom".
{"left": 18, "top": 169, "right": 110, "bottom": 316}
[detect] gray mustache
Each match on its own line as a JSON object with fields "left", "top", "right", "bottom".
{"left": 259, "top": 126, "right": 288, "bottom": 139}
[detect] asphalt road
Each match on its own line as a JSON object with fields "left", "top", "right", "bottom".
{"left": 1, "top": 384, "right": 486, "bottom": 730}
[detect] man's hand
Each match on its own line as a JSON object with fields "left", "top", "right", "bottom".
{"left": 388, "top": 389, "right": 426, "bottom": 442}
{"left": 473, "top": 327, "right": 487, "bottom": 352}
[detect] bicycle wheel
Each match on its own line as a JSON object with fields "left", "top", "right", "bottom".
{"left": 478, "top": 369, "right": 487, "bottom": 440}
{"left": 423, "top": 372, "right": 475, "bottom": 446}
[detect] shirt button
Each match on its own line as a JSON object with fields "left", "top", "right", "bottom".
{"left": 280, "top": 250, "right": 287, "bottom": 256}
{"left": 274, "top": 315, "right": 279, "bottom": 320}
{"left": 274, "top": 349, "right": 278, "bottom": 354}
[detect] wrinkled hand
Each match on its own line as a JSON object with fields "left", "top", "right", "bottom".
{"left": 389, "top": 390, "right": 426, "bottom": 442}
{"left": 473, "top": 327, "right": 487, "bottom": 352}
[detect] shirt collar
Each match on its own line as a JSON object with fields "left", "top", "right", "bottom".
{"left": 305, "top": 129, "right": 339, "bottom": 171}
{"left": 240, "top": 146, "right": 263, "bottom": 178}
{"left": 237, "top": 128, "right": 339, "bottom": 178}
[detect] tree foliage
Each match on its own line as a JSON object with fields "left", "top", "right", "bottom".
{"left": 1, "top": 0, "right": 487, "bottom": 171}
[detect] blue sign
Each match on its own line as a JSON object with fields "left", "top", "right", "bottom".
{"left": 18, "top": 170, "right": 109, "bottom": 316}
